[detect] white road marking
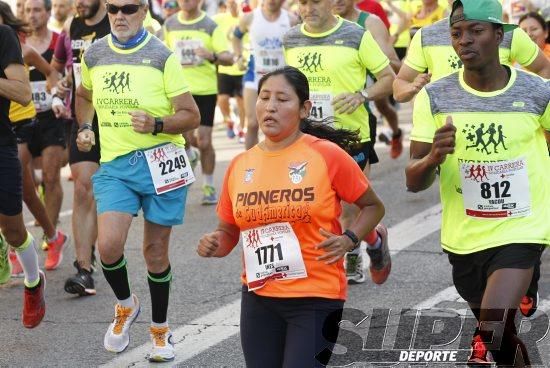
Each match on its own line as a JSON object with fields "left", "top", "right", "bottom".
{"left": 102, "top": 204, "right": 443, "bottom": 367}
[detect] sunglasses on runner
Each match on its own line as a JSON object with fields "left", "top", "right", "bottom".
{"left": 106, "top": 3, "right": 142, "bottom": 14}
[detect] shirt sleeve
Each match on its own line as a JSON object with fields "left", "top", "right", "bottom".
{"left": 541, "top": 92, "right": 550, "bottom": 131}
{"left": 163, "top": 53, "right": 190, "bottom": 98}
{"left": 53, "top": 31, "right": 67, "bottom": 64}
{"left": 216, "top": 159, "right": 237, "bottom": 225}
{"left": 358, "top": 30, "right": 390, "bottom": 75}
{"left": 510, "top": 28, "right": 539, "bottom": 67}
{"left": 80, "top": 56, "right": 92, "bottom": 90}
{"left": 0, "top": 26, "right": 23, "bottom": 71}
{"left": 212, "top": 25, "right": 229, "bottom": 54}
{"left": 404, "top": 28, "right": 427, "bottom": 72}
{"left": 312, "top": 139, "right": 369, "bottom": 204}
{"left": 411, "top": 87, "right": 437, "bottom": 143}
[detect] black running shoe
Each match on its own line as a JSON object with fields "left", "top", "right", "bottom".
{"left": 64, "top": 261, "right": 96, "bottom": 296}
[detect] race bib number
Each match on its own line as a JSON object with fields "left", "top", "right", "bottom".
{"left": 144, "top": 143, "right": 196, "bottom": 195}
{"left": 309, "top": 92, "right": 334, "bottom": 123}
{"left": 175, "top": 40, "right": 204, "bottom": 66}
{"left": 242, "top": 222, "right": 307, "bottom": 291}
{"left": 73, "top": 63, "right": 82, "bottom": 88}
{"left": 30, "top": 81, "right": 52, "bottom": 113}
{"left": 460, "top": 158, "right": 531, "bottom": 218}
{"left": 256, "top": 49, "right": 284, "bottom": 74}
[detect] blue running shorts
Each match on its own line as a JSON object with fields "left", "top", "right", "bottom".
{"left": 92, "top": 148, "right": 188, "bottom": 226}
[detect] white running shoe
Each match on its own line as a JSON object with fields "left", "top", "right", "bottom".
{"left": 148, "top": 325, "right": 175, "bottom": 362}
{"left": 104, "top": 294, "right": 140, "bottom": 353}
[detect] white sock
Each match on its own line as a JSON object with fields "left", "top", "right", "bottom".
{"left": 118, "top": 295, "right": 135, "bottom": 308}
{"left": 366, "top": 236, "right": 382, "bottom": 250}
{"left": 47, "top": 230, "right": 59, "bottom": 243}
{"left": 204, "top": 175, "right": 214, "bottom": 187}
{"left": 13, "top": 233, "right": 40, "bottom": 287}
{"left": 185, "top": 148, "right": 196, "bottom": 161}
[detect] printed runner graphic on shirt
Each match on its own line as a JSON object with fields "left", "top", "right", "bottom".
{"left": 463, "top": 123, "right": 508, "bottom": 155}
{"left": 102, "top": 71, "right": 131, "bottom": 93}
{"left": 297, "top": 52, "right": 324, "bottom": 73}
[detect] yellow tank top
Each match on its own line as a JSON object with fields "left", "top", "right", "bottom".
{"left": 9, "top": 64, "right": 36, "bottom": 123}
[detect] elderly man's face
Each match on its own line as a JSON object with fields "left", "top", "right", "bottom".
{"left": 106, "top": 0, "right": 147, "bottom": 41}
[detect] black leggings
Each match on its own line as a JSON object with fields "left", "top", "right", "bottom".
{"left": 240, "top": 287, "right": 344, "bottom": 368}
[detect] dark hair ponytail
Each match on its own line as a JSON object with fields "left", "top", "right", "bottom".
{"left": 258, "top": 66, "right": 361, "bottom": 151}
{"left": 0, "top": 1, "right": 29, "bottom": 35}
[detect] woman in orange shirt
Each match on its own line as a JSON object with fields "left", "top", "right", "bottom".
{"left": 197, "top": 66, "right": 385, "bottom": 367}
{"left": 519, "top": 12, "right": 550, "bottom": 59}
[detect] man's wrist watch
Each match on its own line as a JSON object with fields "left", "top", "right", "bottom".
{"left": 77, "top": 123, "right": 92, "bottom": 133}
{"left": 152, "top": 117, "right": 164, "bottom": 136}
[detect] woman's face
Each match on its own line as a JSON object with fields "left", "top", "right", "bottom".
{"left": 520, "top": 17, "right": 547, "bottom": 50}
{"left": 256, "top": 74, "right": 310, "bottom": 142}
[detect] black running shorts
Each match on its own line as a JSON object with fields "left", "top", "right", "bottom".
{"left": 447, "top": 244, "right": 544, "bottom": 304}
{"left": 192, "top": 94, "right": 217, "bottom": 127}
{"left": 0, "top": 144, "right": 22, "bottom": 216}
{"left": 29, "top": 110, "right": 66, "bottom": 157}
{"left": 217, "top": 73, "right": 243, "bottom": 97}
{"left": 13, "top": 118, "right": 36, "bottom": 145}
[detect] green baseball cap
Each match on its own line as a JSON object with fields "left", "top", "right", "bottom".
{"left": 449, "top": 0, "right": 517, "bottom": 32}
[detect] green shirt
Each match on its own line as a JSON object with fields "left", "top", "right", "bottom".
{"left": 412, "top": 68, "right": 550, "bottom": 254}
{"left": 405, "top": 18, "right": 539, "bottom": 81}
{"left": 81, "top": 33, "right": 188, "bottom": 163}
{"left": 283, "top": 17, "right": 389, "bottom": 142}
{"left": 163, "top": 11, "right": 229, "bottom": 95}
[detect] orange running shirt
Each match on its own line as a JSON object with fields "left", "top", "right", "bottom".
{"left": 217, "top": 134, "right": 369, "bottom": 300}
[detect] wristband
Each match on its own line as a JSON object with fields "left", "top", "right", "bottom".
{"left": 78, "top": 123, "right": 92, "bottom": 133}
{"left": 211, "top": 53, "right": 218, "bottom": 63}
{"left": 233, "top": 27, "right": 245, "bottom": 39}
{"left": 343, "top": 229, "right": 360, "bottom": 250}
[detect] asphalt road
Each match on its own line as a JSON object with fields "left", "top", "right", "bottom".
{"left": 1, "top": 104, "right": 549, "bottom": 367}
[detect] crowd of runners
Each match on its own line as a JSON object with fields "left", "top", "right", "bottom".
{"left": 0, "top": 0, "right": 549, "bottom": 365}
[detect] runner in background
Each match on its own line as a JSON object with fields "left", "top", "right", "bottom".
{"left": 0, "top": 1, "right": 68, "bottom": 275}
{"left": 406, "top": 0, "right": 550, "bottom": 363}
{"left": 231, "top": 0, "right": 299, "bottom": 149}
{"left": 76, "top": 0, "right": 200, "bottom": 358}
{"left": 285, "top": 0, "right": 394, "bottom": 285}
{"left": 163, "top": 0, "right": 234, "bottom": 205}
{"left": 25, "top": 0, "right": 70, "bottom": 264}
{"left": 52, "top": 0, "right": 110, "bottom": 297}
{"left": 198, "top": 66, "right": 385, "bottom": 367}
{"left": 334, "top": 0, "right": 404, "bottom": 159}
{"left": 0, "top": 21, "right": 46, "bottom": 330}
{"left": 48, "top": 0, "right": 73, "bottom": 32}
{"left": 213, "top": 0, "right": 246, "bottom": 142}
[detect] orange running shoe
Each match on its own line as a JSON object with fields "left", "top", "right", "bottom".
{"left": 366, "top": 224, "right": 391, "bottom": 285}
{"left": 9, "top": 250, "right": 24, "bottom": 278}
{"left": 467, "top": 334, "right": 494, "bottom": 365}
{"left": 390, "top": 129, "right": 403, "bottom": 159}
{"left": 520, "top": 292, "right": 538, "bottom": 318}
{"left": 44, "top": 231, "right": 69, "bottom": 270}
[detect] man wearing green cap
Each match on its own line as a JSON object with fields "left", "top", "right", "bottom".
{"left": 393, "top": 0, "right": 550, "bottom": 103}
{"left": 406, "top": 0, "right": 550, "bottom": 365}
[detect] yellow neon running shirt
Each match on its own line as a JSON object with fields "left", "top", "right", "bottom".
{"left": 9, "top": 65, "right": 36, "bottom": 123}
{"left": 405, "top": 18, "right": 539, "bottom": 81}
{"left": 80, "top": 33, "right": 188, "bottom": 163}
{"left": 163, "top": 11, "right": 229, "bottom": 95}
{"left": 212, "top": 12, "right": 246, "bottom": 76}
{"left": 283, "top": 17, "right": 389, "bottom": 142}
{"left": 411, "top": 68, "right": 550, "bottom": 254}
